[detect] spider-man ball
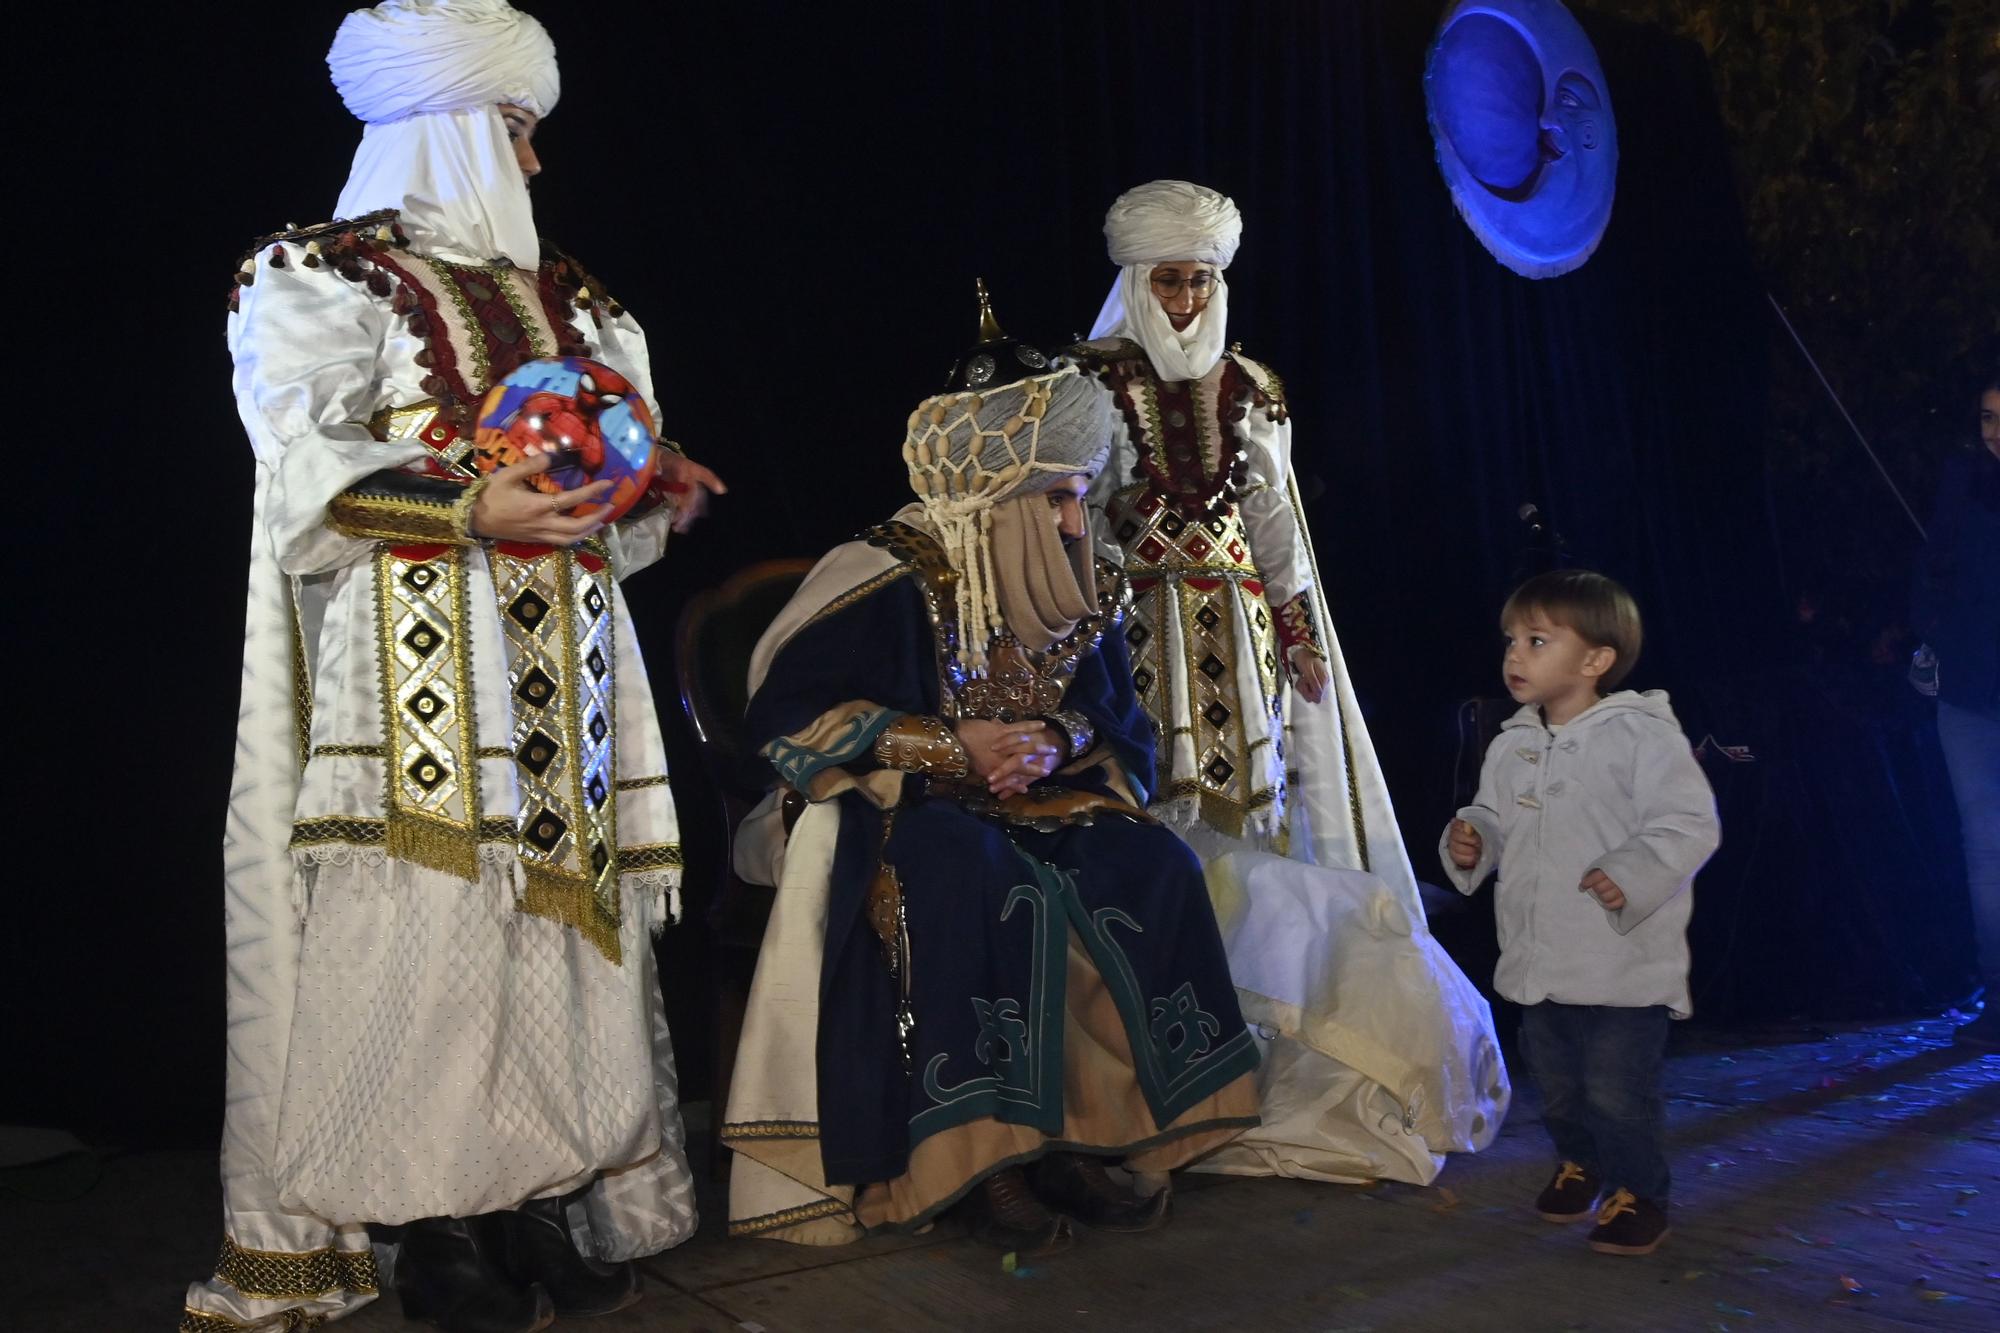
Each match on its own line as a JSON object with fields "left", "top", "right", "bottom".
{"left": 474, "top": 356, "right": 659, "bottom": 522}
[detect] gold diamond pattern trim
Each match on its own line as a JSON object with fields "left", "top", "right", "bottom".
{"left": 211, "top": 1236, "right": 378, "bottom": 1300}
{"left": 495, "top": 548, "right": 623, "bottom": 963}
{"left": 375, "top": 546, "right": 482, "bottom": 881}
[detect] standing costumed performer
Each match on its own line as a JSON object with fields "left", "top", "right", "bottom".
{"left": 1070, "top": 180, "right": 1508, "bottom": 1185}
{"left": 186, "top": 4, "right": 720, "bottom": 1330}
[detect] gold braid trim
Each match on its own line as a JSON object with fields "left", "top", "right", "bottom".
{"left": 290, "top": 815, "right": 518, "bottom": 848}
{"left": 871, "top": 714, "right": 970, "bottom": 777}
{"left": 620, "top": 842, "right": 684, "bottom": 871}
{"left": 181, "top": 1310, "right": 327, "bottom": 1333}
{"left": 210, "top": 1236, "right": 378, "bottom": 1300}
{"left": 726, "top": 1198, "right": 851, "bottom": 1238}
{"left": 325, "top": 490, "right": 465, "bottom": 545}
{"left": 719, "top": 1119, "right": 821, "bottom": 1140}
{"left": 615, "top": 774, "right": 670, "bottom": 791}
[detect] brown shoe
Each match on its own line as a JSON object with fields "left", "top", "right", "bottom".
{"left": 1588, "top": 1188, "right": 1670, "bottom": 1255}
{"left": 1030, "top": 1153, "right": 1171, "bottom": 1233}
{"left": 1534, "top": 1160, "right": 1601, "bottom": 1223}
{"left": 963, "top": 1166, "right": 1072, "bottom": 1257}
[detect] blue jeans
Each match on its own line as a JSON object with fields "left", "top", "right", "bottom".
{"left": 1938, "top": 701, "right": 2000, "bottom": 991}
{"left": 1519, "top": 1003, "right": 1671, "bottom": 1202}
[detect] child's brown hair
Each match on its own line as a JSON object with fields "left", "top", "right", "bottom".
{"left": 1502, "top": 569, "right": 1644, "bottom": 691}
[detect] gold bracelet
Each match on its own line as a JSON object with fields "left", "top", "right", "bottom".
{"left": 872, "top": 714, "right": 971, "bottom": 778}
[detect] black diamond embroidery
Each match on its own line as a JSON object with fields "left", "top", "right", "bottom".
{"left": 1195, "top": 604, "right": 1222, "bottom": 631}
{"left": 400, "top": 563, "right": 439, "bottom": 593}
{"left": 405, "top": 687, "right": 448, "bottom": 725}
{"left": 407, "top": 751, "right": 448, "bottom": 792}
{"left": 509, "top": 589, "right": 552, "bottom": 632}
{"left": 1126, "top": 621, "right": 1151, "bottom": 648}
{"left": 523, "top": 809, "right": 567, "bottom": 853}
{"left": 1204, "top": 701, "right": 1232, "bottom": 729}
{"left": 586, "top": 647, "right": 607, "bottom": 681}
{"left": 588, "top": 712, "right": 608, "bottom": 744}
{"left": 516, "top": 667, "right": 556, "bottom": 709}
{"left": 590, "top": 843, "right": 610, "bottom": 875}
{"left": 583, "top": 586, "right": 606, "bottom": 620}
{"left": 1115, "top": 520, "right": 1140, "bottom": 543}
{"left": 1205, "top": 756, "right": 1236, "bottom": 785}
{"left": 1160, "top": 513, "right": 1188, "bottom": 538}
{"left": 587, "top": 775, "right": 608, "bottom": 808}
{"left": 402, "top": 619, "right": 443, "bottom": 659}
{"left": 1199, "top": 654, "right": 1227, "bottom": 680}
{"left": 517, "top": 730, "right": 559, "bottom": 776}
{"left": 1132, "top": 667, "right": 1155, "bottom": 693}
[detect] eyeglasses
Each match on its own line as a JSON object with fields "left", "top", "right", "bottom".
{"left": 1149, "top": 271, "right": 1219, "bottom": 299}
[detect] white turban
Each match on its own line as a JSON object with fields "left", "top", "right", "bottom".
{"left": 328, "top": 1, "right": 559, "bottom": 268}
{"left": 1089, "top": 180, "right": 1242, "bottom": 382}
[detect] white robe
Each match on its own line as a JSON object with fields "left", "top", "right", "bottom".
{"left": 185, "top": 234, "right": 696, "bottom": 1332}
{"left": 1082, "top": 356, "right": 1510, "bottom": 1185}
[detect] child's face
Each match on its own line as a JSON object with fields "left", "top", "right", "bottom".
{"left": 1501, "top": 612, "right": 1614, "bottom": 713}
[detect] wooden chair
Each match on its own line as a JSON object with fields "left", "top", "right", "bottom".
{"left": 674, "top": 558, "right": 815, "bottom": 1166}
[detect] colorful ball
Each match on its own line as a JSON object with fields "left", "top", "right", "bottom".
{"left": 474, "top": 356, "right": 659, "bottom": 523}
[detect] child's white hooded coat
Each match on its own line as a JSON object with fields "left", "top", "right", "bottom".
{"left": 1442, "top": 691, "right": 1720, "bottom": 1017}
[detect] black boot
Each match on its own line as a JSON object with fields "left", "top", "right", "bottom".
{"left": 504, "top": 1193, "right": 643, "bottom": 1317}
{"left": 397, "top": 1214, "right": 554, "bottom": 1333}
{"left": 1029, "top": 1153, "right": 1171, "bottom": 1233}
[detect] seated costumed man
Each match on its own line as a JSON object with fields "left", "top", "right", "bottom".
{"left": 720, "top": 298, "right": 1262, "bottom": 1255}
{"left": 1069, "top": 180, "right": 1509, "bottom": 1185}
{"left": 186, "top": 5, "right": 713, "bottom": 1331}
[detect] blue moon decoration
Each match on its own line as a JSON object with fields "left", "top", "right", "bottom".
{"left": 1425, "top": 0, "right": 1619, "bottom": 279}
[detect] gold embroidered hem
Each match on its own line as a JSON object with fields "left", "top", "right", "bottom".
{"left": 211, "top": 1236, "right": 378, "bottom": 1301}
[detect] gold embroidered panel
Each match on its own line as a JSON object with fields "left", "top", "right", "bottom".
{"left": 375, "top": 547, "right": 482, "bottom": 881}
{"left": 493, "top": 547, "right": 624, "bottom": 963}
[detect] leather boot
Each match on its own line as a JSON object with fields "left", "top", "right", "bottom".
{"left": 504, "top": 1193, "right": 643, "bottom": 1317}
{"left": 1029, "top": 1152, "right": 1171, "bottom": 1233}
{"left": 396, "top": 1214, "right": 554, "bottom": 1333}
{"left": 962, "top": 1165, "right": 1072, "bottom": 1257}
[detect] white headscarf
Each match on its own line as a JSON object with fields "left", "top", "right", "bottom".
{"left": 328, "top": 1, "right": 560, "bottom": 268}
{"left": 1088, "top": 180, "right": 1243, "bottom": 382}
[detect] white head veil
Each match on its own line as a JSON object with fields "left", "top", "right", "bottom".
{"left": 1088, "top": 180, "right": 1243, "bottom": 382}
{"left": 328, "top": 1, "right": 560, "bottom": 267}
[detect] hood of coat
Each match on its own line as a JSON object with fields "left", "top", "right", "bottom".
{"left": 1499, "top": 688, "right": 1678, "bottom": 737}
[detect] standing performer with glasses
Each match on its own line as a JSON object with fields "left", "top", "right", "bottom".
{"left": 186, "top": 4, "right": 720, "bottom": 1331}
{"left": 1069, "top": 180, "right": 1507, "bottom": 1188}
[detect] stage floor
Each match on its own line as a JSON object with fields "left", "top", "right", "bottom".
{"left": 22, "top": 1018, "right": 1998, "bottom": 1332}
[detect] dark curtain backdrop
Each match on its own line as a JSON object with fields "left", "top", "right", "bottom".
{"left": 12, "top": 0, "right": 1971, "bottom": 1146}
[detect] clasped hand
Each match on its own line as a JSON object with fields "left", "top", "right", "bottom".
{"left": 954, "top": 719, "right": 1063, "bottom": 799}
